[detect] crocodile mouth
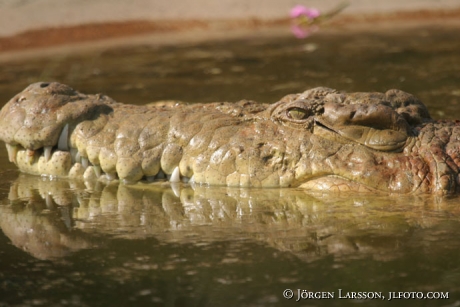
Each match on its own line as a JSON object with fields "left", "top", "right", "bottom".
{"left": 313, "top": 120, "right": 352, "bottom": 144}
{"left": 5, "top": 124, "right": 193, "bottom": 184}
{"left": 9, "top": 132, "right": 377, "bottom": 192}
{"left": 313, "top": 119, "right": 408, "bottom": 152}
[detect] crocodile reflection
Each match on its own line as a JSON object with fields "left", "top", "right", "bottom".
{"left": 1, "top": 174, "right": 459, "bottom": 261}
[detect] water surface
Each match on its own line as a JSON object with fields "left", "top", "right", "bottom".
{"left": 1, "top": 25, "right": 460, "bottom": 306}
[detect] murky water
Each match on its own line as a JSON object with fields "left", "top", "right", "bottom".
{"left": 1, "top": 25, "right": 460, "bottom": 306}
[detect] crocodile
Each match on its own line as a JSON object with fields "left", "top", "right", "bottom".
{"left": 1, "top": 81, "right": 460, "bottom": 194}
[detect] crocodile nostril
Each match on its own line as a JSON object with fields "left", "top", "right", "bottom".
{"left": 40, "top": 83, "right": 50, "bottom": 88}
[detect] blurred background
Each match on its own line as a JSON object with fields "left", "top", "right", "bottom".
{"left": 2, "top": 0, "right": 460, "bottom": 37}
{"left": 1, "top": 0, "right": 460, "bottom": 113}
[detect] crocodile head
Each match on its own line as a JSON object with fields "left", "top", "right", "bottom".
{"left": 271, "top": 87, "right": 430, "bottom": 151}
{"left": 267, "top": 87, "right": 446, "bottom": 193}
{"left": 0, "top": 82, "right": 114, "bottom": 149}
{"left": 1, "top": 82, "right": 458, "bottom": 194}
{"left": 0, "top": 82, "right": 116, "bottom": 177}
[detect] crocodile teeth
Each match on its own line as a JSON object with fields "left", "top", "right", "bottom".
{"left": 105, "top": 173, "right": 117, "bottom": 181}
{"left": 188, "top": 174, "right": 195, "bottom": 184}
{"left": 169, "top": 166, "right": 180, "bottom": 183}
{"left": 45, "top": 194, "right": 54, "bottom": 208}
{"left": 81, "top": 157, "right": 89, "bottom": 169}
{"left": 5, "top": 144, "right": 18, "bottom": 163}
{"left": 93, "top": 165, "right": 102, "bottom": 178}
{"left": 75, "top": 151, "right": 81, "bottom": 164}
{"left": 171, "top": 183, "right": 180, "bottom": 197}
{"left": 70, "top": 148, "right": 79, "bottom": 163}
{"left": 26, "top": 149, "right": 35, "bottom": 164}
{"left": 57, "top": 124, "right": 69, "bottom": 151}
{"left": 44, "top": 146, "right": 52, "bottom": 161}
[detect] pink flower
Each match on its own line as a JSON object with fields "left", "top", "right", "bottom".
{"left": 290, "top": 24, "right": 319, "bottom": 39}
{"left": 291, "top": 25, "right": 310, "bottom": 38}
{"left": 290, "top": 5, "right": 321, "bottom": 19}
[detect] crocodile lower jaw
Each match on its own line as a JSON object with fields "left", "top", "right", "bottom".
{"left": 6, "top": 143, "right": 192, "bottom": 184}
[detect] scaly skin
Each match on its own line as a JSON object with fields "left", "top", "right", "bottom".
{"left": 1, "top": 82, "right": 460, "bottom": 194}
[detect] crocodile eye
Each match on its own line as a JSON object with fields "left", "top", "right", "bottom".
{"left": 287, "top": 107, "right": 309, "bottom": 120}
